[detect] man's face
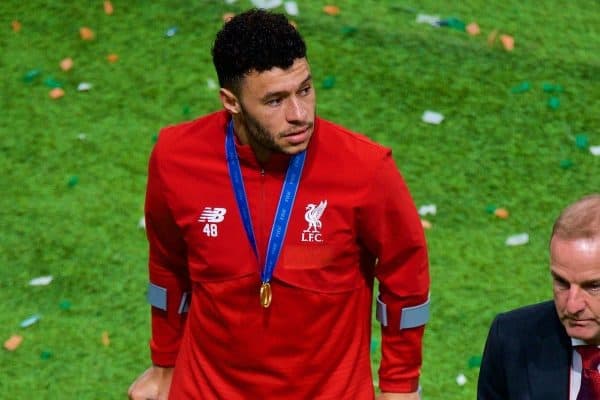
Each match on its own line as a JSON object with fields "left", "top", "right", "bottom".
{"left": 552, "top": 236, "right": 600, "bottom": 343}
{"left": 232, "top": 58, "right": 316, "bottom": 161}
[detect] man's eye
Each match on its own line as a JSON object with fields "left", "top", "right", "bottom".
{"left": 299, "top": 86, "right": 311, "bottom": 95}
{"left": 266, "top": 98, "right": 281, "bottom": 106}
{"left": 553, "top": 278, "right": 569, "bottom": 289}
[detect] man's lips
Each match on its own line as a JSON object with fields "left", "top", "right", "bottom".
{"left": 283, "top": 126, "right": 311, "bottom": 144}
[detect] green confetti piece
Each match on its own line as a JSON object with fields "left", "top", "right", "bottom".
{"left": 59, "top": 300, "right": 72, "bottom": 310}
{"left": 182, "top": 105, "right": 190, "bottom": 116}
{"left": 511, "top": 81, "right": 530, "bottom": 94}
{"left": 468, "top": 355, "right": 482, "bottom": 368}
{"left": 559, "top": 159, "right": 574, "bottom": 169}
{"left": 322, "top": 76, "right": 336, "bottom": 89}
{"left": 40, "top": 350, "right": 53, "bottom": 360}
{"left": 23, "top": 69, "right": 42, "bottom": 83}
{"left": 444, "top": 17, "right": 466, "bottom": 31}
{"left": 341, "top": 26, "right": 357, "bottom": 36}
{"left": 542, "top": 83, "right": 563, "bottom": 93}
{"left": 152, "top": 133, "right": 159, "bottom": 143}
{"left": 485, "top": 204, "right": 497, "bottom": 214}
{"left": 44, "top": 77, "right": 63, "bottom": 88}
{"left": 547, "top": 96, "right": 560, "bottom": 110}
{"left": 67, "top": 176, "right": 79, "bottom": 187}
{"left": 575, "top": 134, "right": 589, "bottom": 150}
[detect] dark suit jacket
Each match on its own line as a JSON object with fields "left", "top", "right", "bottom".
{"left": 477, "top": 300, "right": 572, "bottom": 400}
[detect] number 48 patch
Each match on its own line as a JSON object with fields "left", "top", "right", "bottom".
{"left": 198, "top": 207, "right": 227, "bottom": 237}
{"left": 203, "top": 223, "right": 218, "bottom": 237}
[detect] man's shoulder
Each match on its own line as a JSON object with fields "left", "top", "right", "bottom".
{"left": 156, "top": 110, "right": 227, "bottom": 150}
{"left": 315, "top": 118, "right": 390, "bottom": 160}
{"left": 495, "top": 300, "right": 557, "bottom": 329}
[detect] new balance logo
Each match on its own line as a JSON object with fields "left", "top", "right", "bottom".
{"left": 198, "top": 207, "right": 227, "bottom": 237}
{"left": 198, "top": 207, "right": 227, "bottom": 223}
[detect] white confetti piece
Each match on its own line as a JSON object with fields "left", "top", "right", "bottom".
{"left": 20, "top": 314, "right": 41, "bottom": 328}
{"left": 590, "top": 146, "right": 600, "bottom": 156}
{"left": 250, "top": 0, "right": 282, "bottom": 9}
{"left": 77, "top": 82, "right": 92, "bottom": 91}
{"left": 418, "top": 204, "right": 437, "bottom": 216}
{"left": 505, "top": 233, "right": 529, "bottom": 246}
{"left": 284, "top": 1, "right": 299, "bottom": 16}
{"left": 206, "top": 78, "right": 218, "bottom": 90}
{"left": 77, "top": 133, "right": 87, "bottom": 141}
{"left": 416, "top": 13, "right": 441, "bottom": 26}
{"left": 165, "top": 27, "right": 178, "bottom": 37}
{"left": 138, "top": 216, "right": 146, "bottom": 229}
{"left": 29, "top": 276, "right": 53, "bottom": 286}
{"left": 422, "top": 110, "right": 444, "bottom": 124}
{"left": 224, "top": 0, "right": 237, "bottom": 3}
{"left": 456, "top": 373, "right": 467, "bottom": 386}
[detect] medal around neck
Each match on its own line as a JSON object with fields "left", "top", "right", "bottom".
{"left": 260, "top": 282, "right": 272, "bottom": 308}
{"left": 225, "top": 120, "right": 306, "bottom": 309}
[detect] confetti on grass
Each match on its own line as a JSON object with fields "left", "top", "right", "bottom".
{"left": 102, "top": 331, "right": 110, "bottom": 347}
{"left": 60, "top": 58, "right": 73, "bottom": 71}
{"left": 323, "top": 5, "right": 340, "bottom": 16}
{"left": 104, "top": 1, "right": 114, "bottom": 15}
{"left": 421, "top": 110, "right": 444, "bottom": 125}
{"left": 494, "top": 208, "right": 509, "bottom": 219}
{"left": 505, "top": 233, "right": 529, "bottom": 246}
{"left": 29, "top": 276, "right": 53, "bottom": 286}
{"left": 20, "top": 315, "right": 41, "bottom": 328}
{"left": 80, "top": 27, "right": 95, "bottom": 41}
{"left": 4, "top": 335, "right": 23, "bottom": 351}
{"left": 49, "top": 88, "right": 65, "bottom": 99}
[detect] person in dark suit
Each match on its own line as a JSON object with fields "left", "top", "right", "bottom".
{"left": 478, "top": 194, "right": 600, "bottom": 400}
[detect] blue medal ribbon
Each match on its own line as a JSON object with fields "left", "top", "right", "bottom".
{"left": 225, "top": 120, "right": 305, "bottom": 305}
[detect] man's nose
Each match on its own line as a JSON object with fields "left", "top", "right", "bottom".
{"left": 566, "top": 286, "right": 586, "bottom": 315}
{"left": 286, "top": 97, "right": 307, "bottom": 122}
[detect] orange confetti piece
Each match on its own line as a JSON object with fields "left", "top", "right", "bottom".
{"left": 80, "top": 27, "right": 95, "bottom": 41}
{"left": 107, "top": 53, "right": 119, "bottom": 63}
{"left": 466, "top": 22, "right": 480, "bottom": 36}
{"left": 421, "top": 219, "right": 432, "bottom": 229}
{"left": 487, "top": 29, "right": 498, "bottom": 46}
{"left": 323, "top": 5, "right": 340, "bottom": 16}
{"left": 104, "top": 1, "right": 114, "bottom": 15}
{"left": 222, "top": 12, "right": 235, "bottom": 23}
{"left": 12, "top": 20, "right": 22, "bottom": 32}
{"left": 494, "top": 208, "right": 510, "bottom": 219}
{"left": 49, "top": 88, "right": 65, "bottom": 99}
{"left": 101, "top": 331, "right": 110, "bottom": 347}
{"left": 4, "top": 335, "right": 23, "bottom": 351}
{"left": 500, "top": 34, "right": 514, "bottom": 51}
{"left": 60, "top": 57, "right": 74, "bottom": 71}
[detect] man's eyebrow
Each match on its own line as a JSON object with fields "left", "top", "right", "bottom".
{"left": 550, "top": 270, "right": 567, "bottom": 282}
{"left": 260, "top": 74, "right": 312, "bottom": 102}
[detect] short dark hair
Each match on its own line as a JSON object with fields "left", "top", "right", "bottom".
{"left": 551, "top": 194, "right": 600, "bottom": 240}
{"left": 211, "top": 9, "right": 307, "bottom": 94}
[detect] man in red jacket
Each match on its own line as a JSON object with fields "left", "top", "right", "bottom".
{"left": 129, "top": 9, "right": 429, "bottom": 400}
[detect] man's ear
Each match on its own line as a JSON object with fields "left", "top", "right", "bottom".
{"left": 219, "top": 88, "right": 241, "bottom": 114}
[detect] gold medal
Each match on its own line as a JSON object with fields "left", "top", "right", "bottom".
{"left": 260, "top": 282, "right": 272, "bottom": 308}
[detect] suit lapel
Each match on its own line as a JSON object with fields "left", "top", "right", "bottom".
{"left": 527, "top": 305, "right": 571, "bottom": 400}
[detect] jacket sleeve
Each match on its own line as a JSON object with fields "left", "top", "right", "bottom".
{"left": 145, "top": 140, "right": 191, "bottom": 366}
{"left": 477, "top": 315, "right": 508, "bottom": 400}
{"left": 358, "top": 151, "right": 430, "bottom": 393}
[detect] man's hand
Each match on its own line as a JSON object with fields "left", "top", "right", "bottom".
{"left": 376, "top": 392, "right": 420, "bottom": 400}
{"left": 128, "top": 365, "right": 173, "bottom": 400}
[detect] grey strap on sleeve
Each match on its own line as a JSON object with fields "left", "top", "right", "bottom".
{"left": 147, "top": 283, "right": 167, "bottom": 311}
{"left": 376, "top": 295, "right": 388, "bottom": 327}
{"left": 399, "top": 297, "right": 430, "bottom": 330}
